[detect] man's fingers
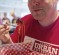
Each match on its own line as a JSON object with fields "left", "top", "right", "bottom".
{"left": 0, "top": 28, "right": 10, "bottom": 37}
{"left": 0, "top": 25, "right": 5, "bottom": 29}
{"left": 4, "top": 30, "right": 10, "bottom": 34}
{"left": 0, "top": 28, "right": 5, "bottom": 32}
{"left": 0, "top": 29, "right": 5, "bottom": 35}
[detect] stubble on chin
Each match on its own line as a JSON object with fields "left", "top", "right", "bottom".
{"left": 31, "top": 10, "right": 46, "bottom": 20}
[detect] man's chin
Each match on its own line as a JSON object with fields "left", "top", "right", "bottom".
{"left": 34, "top": 16, "right": 45, "bottom": 21}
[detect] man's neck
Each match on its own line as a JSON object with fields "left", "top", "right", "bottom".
{"left": 38, "top": 11, "right": 58, "bottom": 27}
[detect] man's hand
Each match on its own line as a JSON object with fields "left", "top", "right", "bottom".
{"left": 0, "top": 25, "right": 12, "bottom": 44}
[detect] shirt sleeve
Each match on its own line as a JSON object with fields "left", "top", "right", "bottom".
{"left": 10, "top": 26, "right": 19, "bottom": 43}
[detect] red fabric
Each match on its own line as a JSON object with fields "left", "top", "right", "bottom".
{"left": 0, "top": 42, "right": 40, "bottom": 55}
{"left": 22, "top": 14, "right": 59, "bottom": 45}
{"left": 10, "top": 26, "right": 19, "bottom": 43}
{"left": 11, "top": 14, "right": 59, "bottom": 45}
{"left": 10, "top": 23, "right": 25, "bottom": 43}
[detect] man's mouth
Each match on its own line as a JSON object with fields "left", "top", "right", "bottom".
{"left": 33, "top": 9, "right": 43, "bottom": 12}
{"left": 34, "top": 10, "right": 40, "bottom": 12}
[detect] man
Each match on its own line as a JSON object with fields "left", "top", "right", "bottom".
{"left": 0, "top": 0, "right": 59, "bottom": 47}
{"left": 10, "top": 11, "right": 19, "bottom": 25}
{"left": 2, "top": 12, "right": 10, "bottom": 25}
{"left": 0, "top": 0, "right": 59, "bottom": 54}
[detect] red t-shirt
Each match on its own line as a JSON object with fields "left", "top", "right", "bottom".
{"left": 10, "top": 14, "right": 59, "bottom": 55}
{"left": 11, "top": 14, "right": 59, "bottom": 45}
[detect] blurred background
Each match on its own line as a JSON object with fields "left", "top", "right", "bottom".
{"left": 0, "top": 0, "right": 30, "bottom": 22}
{"left": 0, "top": 0, "right": 31, "bottom": 33}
